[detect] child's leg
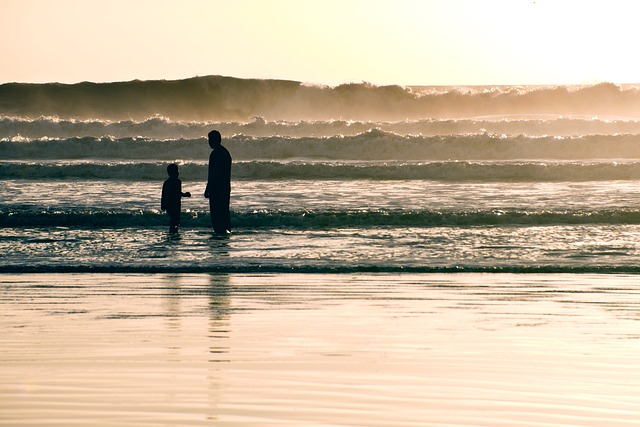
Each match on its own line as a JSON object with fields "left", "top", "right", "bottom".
{"left": 167, "top": 209, "right": 180, "bottom": 233}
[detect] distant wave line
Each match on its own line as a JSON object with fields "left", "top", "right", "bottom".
{"left": 4, "top": 114, "right": 640, "bottom": 140}
{"left": 2, "top": 263, "right": 640, "bottom": 275}
{"left": 4, "top": 132, "right": 640, "bottom": 162}
{"left": 3, "top": 160, "right": 640, "bottom": 182}
{"left": 3, "top": 208, "right": 640, "bottom": 228}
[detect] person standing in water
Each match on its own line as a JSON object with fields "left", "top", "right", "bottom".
{"left": 161, "top": 163, "right": 191, "bottom": 233}
{"left": 204, "top": 130, "right": 232, "bottom": 234}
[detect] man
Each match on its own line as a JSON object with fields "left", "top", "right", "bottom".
{"left": 204, "top": 130, "right": 232, "bottom": 234}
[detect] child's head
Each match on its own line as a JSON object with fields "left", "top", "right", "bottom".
{"left": 167, "top": 163, "right": 179, "bottom": 177}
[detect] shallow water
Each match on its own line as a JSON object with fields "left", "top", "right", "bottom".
{"left": 3, "top": 225, "right": 640, "bottom": 273}
{"left": 2, "top": 273, "right": 640, "bottom": 426}
{"left": 5, "top": 179, "right": 640, "bottom": 213}
{"left": 5, "top": 178, "right": 640, "bottom": 274}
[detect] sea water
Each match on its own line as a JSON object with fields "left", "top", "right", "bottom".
{"left": 4, "top": 78, "right": 640, "bottom": 425}
{"left": 3, "top": 79, "right": 640, "bottom": 272}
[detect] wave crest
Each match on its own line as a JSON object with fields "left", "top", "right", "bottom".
{"left": 4, "top": 132, "right": 640, "bottom": 162}
{"left": 3, "top": 207, "right": 640, "bottom": 228}
{"left": 3, "top": 76, "right": 640, "bottom": 122}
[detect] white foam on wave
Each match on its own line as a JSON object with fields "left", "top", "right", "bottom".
{"left": 3, "top": 115, "right": 640, "bottom": 140}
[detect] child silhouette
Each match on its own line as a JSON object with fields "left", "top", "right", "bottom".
{"left": 161, "top": 163, "right": 191, "bottom": 233}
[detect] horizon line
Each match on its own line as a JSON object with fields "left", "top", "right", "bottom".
{"left": 1, "top": 74, "right": 637, "bottom": 89}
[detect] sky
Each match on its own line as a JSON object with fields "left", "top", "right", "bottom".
{"left": 2, "top": 0, "right": 639, "bottom": 86}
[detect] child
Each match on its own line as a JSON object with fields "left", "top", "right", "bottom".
{"left": 161, "top": 163, "right": 191, "bottom": 233}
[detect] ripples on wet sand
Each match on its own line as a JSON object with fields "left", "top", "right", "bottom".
{"left": 2, "top": 273, "right": 640, "bottom": 426}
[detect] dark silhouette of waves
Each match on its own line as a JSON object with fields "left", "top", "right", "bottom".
{"left": 3, "top": 207, "right": 640, "bottom": 228}
{"left": 2, "top": 75, "right": 640, "bottom": 121}
{"left": 3, "top": 264, "right": 640, "bottom": 274}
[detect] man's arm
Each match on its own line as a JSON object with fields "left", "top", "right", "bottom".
{"left": 204, "top": 153, "right": 212, "bottom": 198}
{"left": 161, "top": 181, "right": 167, "bottom": 210}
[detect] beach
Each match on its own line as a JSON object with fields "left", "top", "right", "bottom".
{"left": 2, "top": 272, "right": 640, "bottom": 426}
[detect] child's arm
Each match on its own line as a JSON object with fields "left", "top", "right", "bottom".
{"left": 178, "top": 179, "right": 190, "bottom": 198}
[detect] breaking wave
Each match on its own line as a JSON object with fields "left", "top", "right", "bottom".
{"left": 2, "top": 76, "right": 640, "bottom": 122}
{"left": 3, "top": 207, "right": 640, "bottom": 228}
{"left": 3, "top": 115, "right": 640, "bottom": 140}
{"left": 4, "top": 131, "right": 640, "bottom": 162}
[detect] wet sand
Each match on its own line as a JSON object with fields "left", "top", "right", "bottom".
{"left": 2, "top": 273, "right": 640, "bottom": 426}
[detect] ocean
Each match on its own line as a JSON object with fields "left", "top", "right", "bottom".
{"left": 3, "top": 76, "right": 640, "bottom": 426}
{"left": 3, "top": 77, "right": 640, "bottom": 273}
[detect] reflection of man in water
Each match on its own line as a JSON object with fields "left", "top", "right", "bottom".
{"left": 204, "top": 130, "right": 232, "bottom": 234}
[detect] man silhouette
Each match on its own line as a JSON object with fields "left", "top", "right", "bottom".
{"left": 204, "top": 130, "right": 232, "bottom": 234}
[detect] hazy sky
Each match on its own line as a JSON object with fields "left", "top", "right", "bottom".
{"left": 2, "top": 0, "right": 639, "bottom": 86}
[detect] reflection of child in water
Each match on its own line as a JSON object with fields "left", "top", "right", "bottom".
{"left": 161, "top": 164, "right": 191, "bottom": 233}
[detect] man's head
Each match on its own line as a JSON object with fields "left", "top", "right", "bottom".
{"left": 208, "top": 130, "right": 222, "bottom": 149}
{"left": 167, "top": 163, "right": 179, "bottom": 177}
